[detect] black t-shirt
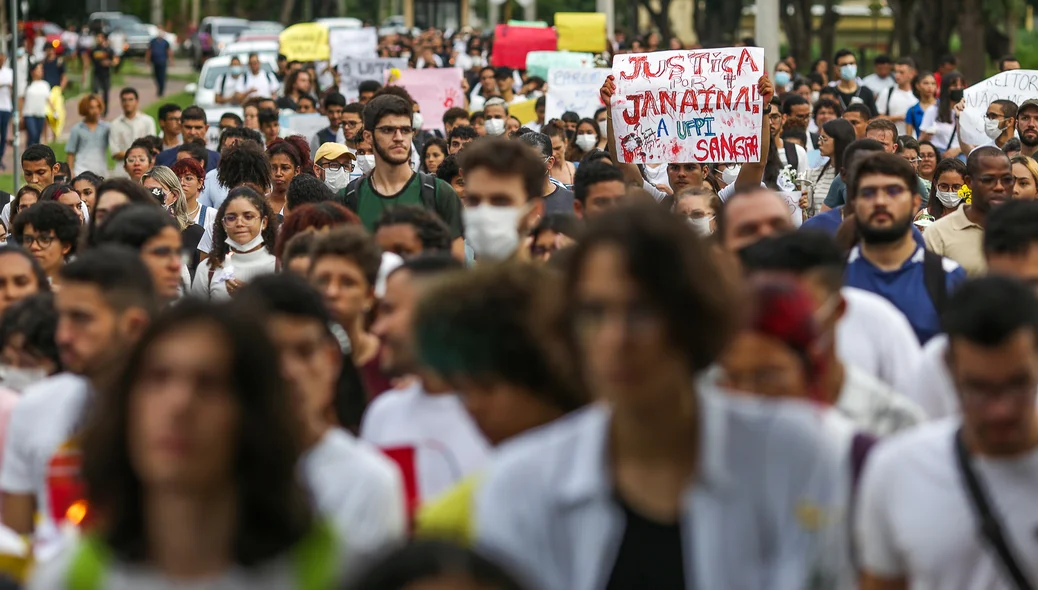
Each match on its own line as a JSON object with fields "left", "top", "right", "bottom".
{"left": 91, "top": 46, "right": 114, "bottom": 79}
{"left": 605, "top": 496, "right": 686, "bottom": 590}
{"left": 544, "top": 184, "right": 575, "bottom": 216}
{"left": 835, "top": 84, "right": 878, "bottom": 118}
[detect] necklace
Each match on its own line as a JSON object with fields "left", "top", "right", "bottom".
{"left": 187, "top": 202, "right": 200, "bottom": 221}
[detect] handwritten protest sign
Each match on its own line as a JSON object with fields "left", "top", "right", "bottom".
{"left": 279, "top": 23, "right": 329, "bottom": 62}
{"left": 959, "top": 70, "right": 1038, "bottom": 147}
{"left": 556, "top": 13, "right": 607, "bottom": 53}
{"left": 329, "top": 27, "right": 378, "bottom": 67}
{"left": 526, "top": 51, "right": 595, "bottom": 80}
{"left": 611, "top": 47, "right": 765, "bottom": 164}
{"left": 546, "top": 68, "right": 609, "bottom": 120}
{"left": 492, "top": 24, "right": 557, "bottom": 69}
{"left": 338, "top": 58, "right": 407, "bottom": 100}
{"left": 385, "top": 68, "right": 464, "bottom": 132}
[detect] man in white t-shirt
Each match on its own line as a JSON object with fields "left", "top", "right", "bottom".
{"left": 877, "top": 57, "right": 919, "bottom": 136}
{"left": 769, "top": 99, "right": 809, "bottom": 179}
{"left": 857, "top": 276, "right": 1038, "bottom": 590}
{"left": 236, "top": 274, "right": 406, "bottom": 560}
{"left": 362, "top": 256, "right": 491, "bottom": 516}
{"left": 235, "top": 53, "right": 279, "bottom": 101}
{"left": 861, "top": 54, "right": 896, "bottom": 97}
{"left": 911, "top": 199, "right": 1038, "bottom": 418}
{"left": 216, "top": 56, "right": 245, "bottom": 105}
{"left": 0, "top": 248, "right": 156, "bottom": 556}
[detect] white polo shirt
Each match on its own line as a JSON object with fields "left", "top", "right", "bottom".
{"left": 856, "top": 419, "right": 1038, "bottom": 588}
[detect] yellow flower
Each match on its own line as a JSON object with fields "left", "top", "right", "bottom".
{"left": 387, "top": 68, "right": 401, "bottom": 84}
{"left": 958, "top": 184, "right": 972, "bottom": 205}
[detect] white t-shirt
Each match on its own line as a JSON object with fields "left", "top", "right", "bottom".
{"left": 921, "top": 105, "right": 958, "bottom": 152}
{"left": 861, "top": 73, "right": 896, "bottom": 97}
{"left": 217, "top": 73, "right": 242, "bottom": 101}
{"left": 838, "top": 287, "right": 922, "bottom": 396}
{"left": 856, "top": 419, "right": 1038, "bottom": 588}
{"left": 22, "top": 80, "right": 51, "bottom": 117}
{"left": 834, "top": 364, "right": 926, "bottom": 437}
{"left": 877, "top": 86, "right": 918, "bottom": 135}
{"left": 360, "top": 381, "right": 490, "bottom": 507}
{"left": 235, "top": 69, "right": 280, "bottom": 100}
{"left": 300, "top": 428, "right": 406, "bottom": 559}
{"left": 909, "top": 334, "right": 959, "bottom": 419}
{"left": 0, "top": 373, "right": 90, "bottom": 557}
{"left": 0, "top": 66, "right": 12, "bottom": 112}
{"left": 777, "top": 141, "right": 809, "bottom": 178}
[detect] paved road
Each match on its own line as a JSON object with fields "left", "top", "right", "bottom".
{"left": 4, "top": 62, "right": 194, "bottom": 175}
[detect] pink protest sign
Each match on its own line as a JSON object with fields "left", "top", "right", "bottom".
{"left": 385, "top": 68, "right": 465, "bottom": 132}
{"left": 610, "top": 47, "right": 766, "bottom": 164}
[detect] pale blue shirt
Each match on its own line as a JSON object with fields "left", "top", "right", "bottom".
{"left": 198, "top": 168, "right": 229, "bottom": 209}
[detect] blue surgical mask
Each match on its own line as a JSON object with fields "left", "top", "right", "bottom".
{"left": 774, "top": 71, "right": 791, "bottom": 87}
{"left": 230, "top": 66, "right": 244, "bottom": 76}
{"left": 840, "top": 64, "right": 858, "bottom": 81}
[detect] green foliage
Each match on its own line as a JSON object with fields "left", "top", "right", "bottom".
{"left": 142, "top": 91, "right": 194, "bottom": 121}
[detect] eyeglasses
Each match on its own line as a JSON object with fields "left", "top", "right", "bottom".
{"left": 857, "top": 184, "right": 908, "bottom": 200}
{"left": 976, "top": 175, "right": 1016, "bottom": 187}
{"left": 985, "top": 112, "right": 1005, "bottom": 120}
{"left": 222, "top": 212, "right": 261, "bottom": 225}
{"left": 20, "top": 233, "right": 56, "bottom": 248}
{"left": 937, "top": 183, "right": 963, "bottom": 193}
{"left": 376, "top": 126, "right": 415, "bottom": 137}
{"left": 319, "top": 162, "right": 348, "bottom": 171}
{"left": 817, "top": 136, "right": 831, "bottom": 144}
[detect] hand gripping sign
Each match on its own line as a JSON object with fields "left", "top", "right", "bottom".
{"left": 611, "top": 47, "right": 765, "bottom": 164}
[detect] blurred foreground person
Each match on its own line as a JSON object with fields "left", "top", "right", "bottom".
{"left": 475, "top": 204, "right": 849, "bottom": 589}
{"left": 349, "top": 540, "right": 526, "bottom": 590}
{"left": 30, "top": 300, "right": 343, "bottom": 589}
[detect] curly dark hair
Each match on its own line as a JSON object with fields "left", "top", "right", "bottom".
{"left": 373, "top": 204, "right": 451, "bottom": 253}
{"left": 0, "top": 292, "right": 61, "bottom": 372}
{"left": 217, "top": 141, "right": 272, "bottom": 193}
{"left": 275, "top": 201, "right": 359, "bottom": 260}
{"left": 81, "top": 299, "right": 313, "bottom": 566}
{"left": 310, "top": 225, "right": 383, "bottom": 287}
{"left": 12, "top": 201, "right": 81, "bottom": 258}
{"left": 209, "top": 186, "right": 279, "bottom": 268}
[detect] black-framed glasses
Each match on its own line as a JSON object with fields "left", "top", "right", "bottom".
{"left": 20, "top": 233, "right": 56, "bottom": 248}
{"left": 985, "top": 112, "right": 1005, "bottom": 120}
{"left": 376, "top": 126, "right": 415, "bottom": 137}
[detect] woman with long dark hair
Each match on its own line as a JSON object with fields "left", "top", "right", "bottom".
{"left": 190, "top": 187, "right": 278, "bottom": 301}
{"left": 919, "top": 71, "right": 964, "bottom": 158}
{"left": 807, "top": 118, "right": 856, "bottom": 216}
{"left": 29, "top": 300, "right": 340, "bottom": 588}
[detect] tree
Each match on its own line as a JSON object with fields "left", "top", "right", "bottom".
{"left": 913, "top": 0, "right": 959, "bottom": 71}
{"left": 634, "top": 0, "right": 672, "bottom": 41}
{"left": 780, "top": 0, "right": 815, "bottom": 70}
{"left": 817, "top": 0, "right": 841, "bottom": 69}
{"left": 885, "top": 0, "right": 916, "bottom": 57}
{"left": 957, "top": 0, "right": 985, "bottom": 81}
{"left": 693, "top": 0, "right": 747, "bottom": 47}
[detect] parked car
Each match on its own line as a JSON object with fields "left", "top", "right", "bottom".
{"left": 22, "top": 21, "right": 68, "bottom": 55}
{"left": 188, "top": 53, "right": 278, "bottom": 117}
{"left": 378, "top": 15, "right": 410, "bottom": 37}
{"left": 219, "top": 40, "right": 280, "bottom": 59}
{"left": 192, "top": 17, "right": 250, "bottom": 70}
{"left": 244, "top": 21, "right": 285, "bottom": 36}
{"left": 142, "top": 24, "right": 180, "bottom": 51}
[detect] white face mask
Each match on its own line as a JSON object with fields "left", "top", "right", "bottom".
{"left": 463, "top": 205, "right": 521, "bottom": 261}
{"left": 687, "top": 216, "right": 713, "bottom": 236}
{"left": 324, "top": 166, "right": 349, "bottom": 191}
{"left": 936, "top": 190, "right": 963, "bottom": 208}
{"left": 598, "top": 119, "right": 608, "bottom": 136}
{"left": 984, "top": 118, "right": 1004, "bottom": 140}
{"left": 412, "top": 112, "right": 424, "bottom": 130}
{"left": 484, "top": 118, "right": 506, "bottom": 136}
{"left": 225, "top": 225, "right": 266, "bottom": 252}
{"left": 810, "top": 91, "right": 820, "bottom": 104}
{"left": 575, "top": 133, "right": 597, "bottom": 152}
{"left": 0, "top": 364, "right": 48, "bottom": 392}
{"left": 356, "top": 154, "right": 376, "bottom": 174}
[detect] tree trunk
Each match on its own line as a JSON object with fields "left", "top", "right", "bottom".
{"left": 637, "top": 0, "right": 672, "bottom": 41}
{"left": 779, "top": 0, "right": 812, "bottom": 71}
{"left": 696, "top": 0, "right": 745, "bottom": 47}
{"left": 280, "top": 0, "right": 298, "bottom": 23}
{"left": 957, "top": 0, "right": 985, "bottom": 82}
{"left": 818, "top": 0, "right": 840, "bottom": 71}
{"left": 886, "top": 0, "right": 915, "bottom": 56}
{"left": 914, "top": 0, "right": 959, "bottom": 70}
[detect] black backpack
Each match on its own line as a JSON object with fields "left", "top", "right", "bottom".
{"left": 341, "top": 171, "right": 438, "bottom": 213}
{"left": 922, "top": 249, "right": 949, "bottom": 317}
{"left": 783, "top": 142, "right": 799, "bottom": 171}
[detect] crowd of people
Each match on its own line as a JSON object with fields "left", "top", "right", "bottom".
{"left": 0, "top": 26, "right": 1035, "bottom": 589}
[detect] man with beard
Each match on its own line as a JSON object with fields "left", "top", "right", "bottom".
{"left": 341, "top": 95, "right": 465, "bottom": 259}
{"left": 924, "top": 146, "right": 1014, "bottom": 276}
{"left": 844, "top": 152, "right": 967, "bottom": 344}
{"left": 769, "top": 98, "right": 808, "bottom": 178}
{"left": 1016, "top": 99, "right": 1038, "bottom": 158}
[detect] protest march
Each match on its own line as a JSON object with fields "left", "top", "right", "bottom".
{"left": 1, "top": 5, "right": 1038, "bottom": 590}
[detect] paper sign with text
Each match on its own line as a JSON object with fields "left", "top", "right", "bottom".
{"left": 611, "top": 47, "right": 765, "bottom": 164}
{"left": 526, "top": 51, "right": 594, "bottom": 80}
{"left": 339, "top": 58, "right": 407, "bottom": 100}
{"left": 959, "top": 69, "right": 1038, "bottom": 147}
{"left": 385, "top": 68, "right": 465, "bottom": 132}
{"left": 279, "top": 23, "right": 330, "bottom": 62}
{"left": 546, "top": 68, "right": 609, "bottom": 120}
{"left": 329, "top": 27, "right": 378, "bottom": 67}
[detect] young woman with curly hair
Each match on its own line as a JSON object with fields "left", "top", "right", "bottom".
{"left": 266, "top": 136, "right": 313, "bottom": 215}
{"left": 190, "top": 186, "right": 278, "bottom": 301}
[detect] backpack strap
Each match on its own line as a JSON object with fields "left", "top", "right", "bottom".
{"left": 885, "top": 86, "right": 895, "bottom": 115}
{"left": 416, "top": 171, "right": 438, "bottom": 211}
{"left": 783, "top": 142, "right": 799, "bottom": 171}
{"left": 293, "top": 521, "right": 339, "bottom": 590}
{"left": 65, "top": 536, "right": 111, "bottom": 590}
{"left": 199, "top": 204, "right": 209, "bottom": 226}
{"left": 342, "top": 175, "right": 365, "bottom": 212}
{"left": 922, "top": 249, "right": 949, "bottom": 318}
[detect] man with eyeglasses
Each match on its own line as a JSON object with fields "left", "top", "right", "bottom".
{"left": 313, "top": 142, "right": 355, "bottom": 193}
{"left": 340, "top": 95, "right": 465, "bottom": 259}
{"left": 1015, "top": 99, "right": 1038, "bottom": 158}
{"left": 780, "top": 94, "right": 816, "bottom": 151}
{"left": 844, "top": 152, "right": 967, "bottom": 344}
{"left": 958, "top": 99, "right": 1018, "bottom": 155}
{"left": 924, "top": 146, "right": 1014, "bottom": 277}
{"left": 770, "top": 97, "right": 808, "bottom": 178}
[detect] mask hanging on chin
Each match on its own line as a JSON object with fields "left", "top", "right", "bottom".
{"left": 225, "top": 227, "right": 266, "bottom": 252}
{"left": 463, "top": 205, "right": 522, "bottom": 261}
